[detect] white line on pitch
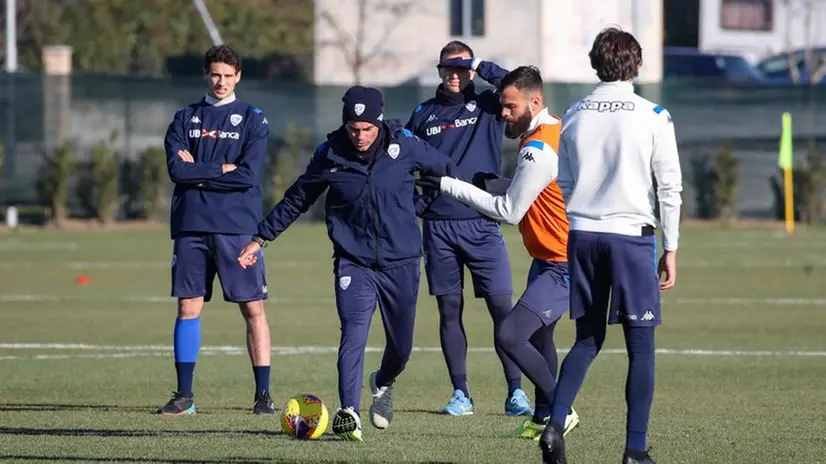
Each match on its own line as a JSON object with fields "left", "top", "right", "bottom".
{"left": 673, "top": 297, "right": 826, "bottom": 305}
{"left": 0, "top": 344, "right": 824, "bottom": 360}
{"left": 0, "top": 295, "right": 332, "bottom": 304}
{"left": 0, "top": 241, "right": 78, "bottom": 251}
{"left": 3, "top": 294, "right": 826, "bottom": 306}
{"left": 0, "top": 261, "right": 318, "bottom": 270}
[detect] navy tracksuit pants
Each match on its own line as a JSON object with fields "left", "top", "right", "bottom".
{"left": 334, "top": 256, "right": 420, "bottom": 413}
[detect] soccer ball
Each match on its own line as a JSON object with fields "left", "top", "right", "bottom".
{"left": 280, "top": 393, "right": 329, "bottom": 439}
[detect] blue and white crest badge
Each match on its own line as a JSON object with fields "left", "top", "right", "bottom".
{"left": 387, "top": 143, "right": 400, "bottom": 159}
{"left": 230, "top": 114, "right": 243, "bottom": 126}
{"left": 465, "top": 100, "right": 477, "bottom": 112}
{"left": 339, "top": 276, "right": 351, "bottom": 290}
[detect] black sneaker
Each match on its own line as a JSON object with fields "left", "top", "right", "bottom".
{"left": 538, "top": 420, "right": 567, "bottom": 464}
{"left": 368, "top": 371, "right": 393, "bottom": 429}
{"left": 623, "top": 449, "right": 656, "bottom": 464}
{"left": 252, "top": 391, "right": 275, "bottom": 415}
{"left": 156, "top": 391, "right": 195, "bottom": 415}
{"left": 332, "top": 407, "right": 363, "bottom": 441}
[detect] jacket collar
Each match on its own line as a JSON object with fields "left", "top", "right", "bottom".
{"left": 435, "top": 83, "right": 477, "bottom": 106}
{"left": 592, "top": 80, "right": 635, "bottom": 94}
{"left": 520, "top": 107, "right": 558, "bottom": 140}
{"left": 204, "top": 93, "right": 237, "bottom": 106}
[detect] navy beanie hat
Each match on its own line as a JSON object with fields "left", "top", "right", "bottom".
{"left": 341, "top": 85, "right": 385, "bottom": 126}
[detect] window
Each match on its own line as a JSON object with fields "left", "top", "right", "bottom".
{"left": 720, "top": 0, "right": 773, "bottom": 31}
{"left": 450, "top": 0, "right": 485, "bottom": 37}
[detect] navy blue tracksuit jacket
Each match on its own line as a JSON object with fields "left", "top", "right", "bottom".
{"left": 405, "top": 60, "right": 509, "bottom": 220}
{"left": 164, "top": 97, "right": 270, "bottom": 237}
{"left": 257, "top": 119, "right": 454, "bottom": 269}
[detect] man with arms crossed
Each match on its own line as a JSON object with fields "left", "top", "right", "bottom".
{"left": 407, "top": 41, "right": 531, "bottom": 417}
{"left": 539, "top": 27, "right": 682, "bottom": 464}
{"left": 418, "top": 65, "right": 580, "bottom": 439}
{"left": 157, "top": 44, "right": 274, "bottom": 416}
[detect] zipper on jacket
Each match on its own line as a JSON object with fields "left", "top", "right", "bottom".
{"left": 366, "top": 166, "right": 381, "bottom": 268}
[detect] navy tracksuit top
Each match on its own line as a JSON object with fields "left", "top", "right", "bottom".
{"left": 257, "top": 119, "right": 454, "bottom": 269}
{"left": 405, "top": 60, "right": 509, "bottom": 220}
{"left": 164, "top": 95, "right": 270, "bottom": 238}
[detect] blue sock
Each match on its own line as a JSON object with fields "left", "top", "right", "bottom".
{"left": 506, "top": 378, "right": 522, "bottom": 397}
{"left": 437, "top": 293, "right": 469, "bottom": 397}
{"left": 485, "top": 294, "right": 523, "bottom": 397}
{"left": 550, "top": 316, "right": 605, "bottom": 429}
{"left": 176, "top": 363, "right": 195, "bottom": 397}
{"left": 624, "top": 325, "right": 656, "bottom": 452}
{"left": 253, "top": 366, "right": 271, "bottom": 394}
{"left": 173, "top": 317, "right": 201, "bottom": 397}
{"left": 450, "top": 374, "right": 470, "bottom": 398}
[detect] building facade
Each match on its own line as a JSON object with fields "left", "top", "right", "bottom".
{"left": 313, "top": 0, "right": 664, "bottom": 86}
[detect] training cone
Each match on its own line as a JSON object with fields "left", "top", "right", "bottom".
{"left": 75, "top": 275, "right": 90, "bottom": 285}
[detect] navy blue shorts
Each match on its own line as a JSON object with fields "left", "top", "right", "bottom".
{"left": 516, "top": 259, "right": 570, "bottom": 326}
{"left": 171, "top": 233, "right": 268, "bottom": 303}
{"left": 422, "top": 218, "right": 513, "bottom": 297}
{"left": 568, "top": 230, "right": 660, "bottom": 327}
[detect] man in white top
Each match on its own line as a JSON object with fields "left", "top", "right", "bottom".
{"left": 539, "top": 27, "right": 682, "bottom": 464}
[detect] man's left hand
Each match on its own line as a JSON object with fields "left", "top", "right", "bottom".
{"left": 238, "top": 242, "right": 262, "bottom": 269}
{"left": 416, "top": 174, "right": 442, "bottom": 191}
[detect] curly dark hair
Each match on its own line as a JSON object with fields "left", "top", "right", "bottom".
{"left": 203, "top": 44, "right": 242, "bottom": 73}
{"left": 588, "top": 27, "right": 642, "bottom": 82}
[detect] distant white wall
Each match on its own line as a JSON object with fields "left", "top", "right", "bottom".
{"left": 540, "top": 0, "right": 663, "bottom": 84}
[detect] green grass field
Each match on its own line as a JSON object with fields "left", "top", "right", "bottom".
{"left": 1, "top": 223, "right": 825, "bottom": 463}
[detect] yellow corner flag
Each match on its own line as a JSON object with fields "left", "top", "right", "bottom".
{"left": 779, "top": 112, "right": 794, "bottom": 235}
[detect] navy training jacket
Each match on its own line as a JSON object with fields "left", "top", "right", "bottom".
{"left": 257, "top": 119, "right": 454, "bottom": 269}
{"left": 405, "top": 60, "right": 509, "bottom": 220}
{"left": 164, "top": 96, "right": 269, "bottom": 238}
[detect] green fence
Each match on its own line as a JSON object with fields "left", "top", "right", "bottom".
{"left": 1, "top": 72, "right": 825, "bottom": 223}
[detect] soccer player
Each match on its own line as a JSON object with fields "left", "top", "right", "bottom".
{"left": 237, "top": 86, "right": 454, "bottom": 442}
{"left": 406, "top": 41, "right": 530, "bottom": 417}
{"left": 539, "top": 27, "right": 682, "bottom": 464}
{"left": 156, "top": 44, "right": 274, "bottom": 416}
{"left": 417, "top": 66, "right": 580, "bottom": 440}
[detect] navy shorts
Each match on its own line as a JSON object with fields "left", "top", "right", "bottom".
{"left": 422, "top": 218, "right": 513, "bottom": 297}
{"left": 171, "top": 233, "right": 268, "bottom": 303}
{"left": 568, "top": 230, "right": 660, "bottom": 327}
{"left": 516, "top": 259, "right": 570, "bottom": 326}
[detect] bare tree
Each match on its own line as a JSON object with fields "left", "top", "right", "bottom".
{"left": 318, "top": 0, "right": 419, "bottom": 84}
{"left": 783, "top": 0, "right": 826, "bottom": 84}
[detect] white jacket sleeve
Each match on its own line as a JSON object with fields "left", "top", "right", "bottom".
{"left": 556, "top": 135, "right": 574, "bottom": 205}
{"left": 439, "top": 142, "right": 558, "bottom": 225}
{"left": 651, "top": 111, "right": 683, "bottom": 251}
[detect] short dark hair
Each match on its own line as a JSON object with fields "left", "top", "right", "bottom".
{"left": 204, "top": 44, "right": 242, "bottom": 73}
{"left": 499, "top": 65, "right": 543, "bottom": 94}
{"left": 439, "top": 40, "right": 474, "bottom": 62}
{"left": 588, "top": 27, "right": 642, "bottom": 82}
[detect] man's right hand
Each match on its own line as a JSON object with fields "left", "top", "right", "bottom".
{"left": 178, "top": 149, "right": 235, "bottom": 174}
{"left": 658, "top": 250, "right": 676, "bottom": 291}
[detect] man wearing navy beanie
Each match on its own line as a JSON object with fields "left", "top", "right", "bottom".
{"left": 341, "top": 85, "right": 385, "bottom": 126}
{"left": 238, "top": 85, "right": 456, "bottom": 442}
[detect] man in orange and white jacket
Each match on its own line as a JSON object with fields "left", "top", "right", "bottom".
{"left": 418, "top": 65, "right": 580, "bottom": 440}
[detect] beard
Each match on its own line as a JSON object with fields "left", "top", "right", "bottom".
{"left": 504, "top": 111, "right": 533, "bottom": 139}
